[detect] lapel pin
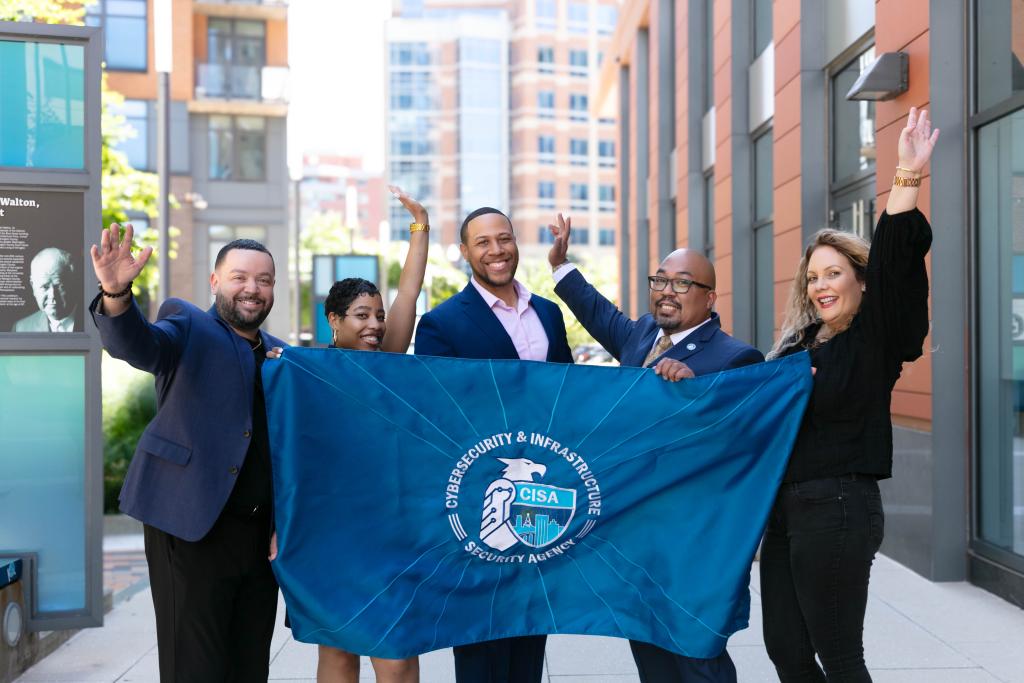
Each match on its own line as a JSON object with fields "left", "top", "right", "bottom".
{"left": 686, "top": 343, "right": 697, "bottom": 351}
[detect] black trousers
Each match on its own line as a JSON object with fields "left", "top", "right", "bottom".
{"left": 144, "top": 510, "right": 279, "bottom": 683}
{"left": 453, "top": 635, "right": 547, "bottom": 683}
{"left": 629, "top": 641, "right": 737, "bottom": 682}
{"left": 760, "top": 475, "right": 884, "bottom": 682}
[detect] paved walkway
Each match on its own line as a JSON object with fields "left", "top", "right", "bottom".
{"left": 16, "top": 537, "right": 1024, "bottom": 682}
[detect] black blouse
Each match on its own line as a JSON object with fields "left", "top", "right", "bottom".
{"left": 778, "top": 208, "right": 932, "bottom": 483}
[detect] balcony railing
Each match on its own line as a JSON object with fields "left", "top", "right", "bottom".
{"left": 196, "top": 64, "right": 290, "bottom": 103}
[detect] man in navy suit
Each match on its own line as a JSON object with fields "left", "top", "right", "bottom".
{"left": 90, "top": 224, "right": 285, "bottom": 682}
{"left": 415, "top": 207, "right": 571, "bottom": 682}
{"left": 548, "top": 213, "right": 762, "bottom": 682}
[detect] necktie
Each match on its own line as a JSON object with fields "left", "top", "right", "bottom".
{"left": 643, "top": 334, "right": 675, "bottom": 367}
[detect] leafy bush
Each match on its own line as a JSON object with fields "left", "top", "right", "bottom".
{"left": 102, "top": 353, "right": 156, "bottom": 513}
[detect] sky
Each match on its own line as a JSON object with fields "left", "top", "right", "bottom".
{"left": 287, "top": 0, "right": 392, "bottom": 176}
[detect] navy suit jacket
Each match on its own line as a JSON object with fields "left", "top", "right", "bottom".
{"left": 554, "top": 268, "right": 763, "bottom": 373}
{"left": 90, "top": 295, "right": 286, "bottom": 541}
{"left": 414, "top": 282, "right": 573, "bottom": 362}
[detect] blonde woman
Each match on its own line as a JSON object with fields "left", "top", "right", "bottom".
{"left": 760, "top": 107, "right": 938, "bottom": 682}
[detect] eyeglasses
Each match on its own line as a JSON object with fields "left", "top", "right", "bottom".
{"left": 648, "top": 276, "right": 713, "bottom": 294}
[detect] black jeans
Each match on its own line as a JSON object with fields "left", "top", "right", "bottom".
{"left": 759, "top": 475, "right": 884, "bottom": 682}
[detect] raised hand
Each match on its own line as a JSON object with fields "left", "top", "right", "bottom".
{"left": 90, "top": 223, "right": 152, "bottom": 293}
{"left": 897, "top": 107, "right": 940, "bottom": 173}
{"left": 547, "top": 213, "right": 571, "bottom": 269}
{"left": 388, "top": 185, "right": 428, "bottom": 226}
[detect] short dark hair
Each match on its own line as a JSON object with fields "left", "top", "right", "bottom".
{"left": 460, "top": 207, "right": 513, "bottom": 244}
{"left": 214, "top": 239, "right": 274, "bottom": 269}
{"left": 324, "top": 278, "right": 380, "bottom": 319}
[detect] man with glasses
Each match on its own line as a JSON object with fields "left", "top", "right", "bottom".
{"left": 547, "top": 213, "right": 761, "bottom": 682}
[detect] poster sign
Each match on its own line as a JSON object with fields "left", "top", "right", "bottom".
{"left": 0, "top": 188, "right": 84, "bottom": 333}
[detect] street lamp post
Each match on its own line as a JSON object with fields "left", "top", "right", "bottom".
{"left": 155, "top": 0, "right": 172, "bottom": 302}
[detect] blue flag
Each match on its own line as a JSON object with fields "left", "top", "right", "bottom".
{"left": 264, "top": 350, "right": 811, "bottom": 659}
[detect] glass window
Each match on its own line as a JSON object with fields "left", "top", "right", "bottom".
{"left": 976, "top": 111, "right": 1024, "bottom": 557}
{"left": 461, "top": 38, "right": 501, "bottom": 64}
{"left": 570, "top": 227, "right": 590, "bottom": 244}
{"left": 977, "top": 1, "right": 1024, "bottom": 112}
{"left": 753, "top": 0, "right": 773, "bottom": 57}
{"left": 538, "top": 134, "right": 555, "bottom": 163}
{"left": 568, "top": 1, "right": 589, "bottom": 33}
{"left": 538, "top": 226, "right": 556, "bottom": 244}
{"left": 570, "top": 93, "right": 589, "bottom": 121}
{"left": 114, "top": 99, "right": 150, "bottom": 170}
{"left": 569, "top": 49, "right": 588, "bottom": 76}
{"left": 597, "top": 5, "right": 619, "bottom": 35}
{"left": 538, "top": 90, "right": 555, "bottom": 118}
{"left": 570, "top": 138, "right": 588, "bottom": 164}
{"left": 538, "top": 46, "right": 554, "bottom": 73}
{"left": 570, "top": 183, "right": 589, "bottom": 200}
{"left": 704, "top": 173, "right": 715, "bottom": 261}
{"left": 599, "top": 184, "right": 616, "bottom": 212}
{"left": 831, "top": 46, "right": 877, "bottom": 184}
{"left": 754, "top": 131, "right": 773, "bottom": 222}
{"left": 208, "top": 115, "right": 265, "bottom": 181}
{"left": 86, "top": 0, "right": 147, "bottom": 71}
{"left": 599, "top": 139, "right": 615, "bottom": 167}
{"left": 705, "top": 0, "right": 714, "bottom": 109}
{"left": 599, "top": 227, "right": 616, "bottom": 246}
{"left": 0, "top": 356, "right": 86, "bottom": 612}
{"left": 753, "top": 129, "right": 774, "bottom": 352}
{"left": 390, "top": 42, "right": 431, "bottom": 66}
{"left": 208, "top": 225, "right": 267, "bottom": 272}
{"left": 754, "top": 224, "right": 774, "bottom": 351}
{"left": 0, "top": 40, "right": 85, "bottom": 169}
{"left": 460, "top": 67, "right": 502, "bottom": 108}
{"left": 536, "top": 0, "right": 557, "bottom": 29}
{"left": 538, "top": 181, "right": 555, "bottom": 199}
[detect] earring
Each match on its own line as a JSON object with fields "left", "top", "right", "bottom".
{"left": 331, "top": 329, "right": 338, "bottom": 347}
{"left": 861, "top": 285, "right": 866, "bottom": 292}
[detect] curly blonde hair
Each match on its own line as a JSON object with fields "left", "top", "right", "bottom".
{"left": 768, "top": 229, "right": 870, "bottom": 359}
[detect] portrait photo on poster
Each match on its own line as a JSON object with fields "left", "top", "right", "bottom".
{"left": 0, "top": 189, "right": 85, "bottom": 334}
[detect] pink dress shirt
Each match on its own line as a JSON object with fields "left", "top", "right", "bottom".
{"left": 470, "top": 277, "right": 550, "bottom": 361}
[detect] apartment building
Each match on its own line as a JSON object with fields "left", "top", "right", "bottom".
{"left": 300, "top": 152, "right": 386, "bottom": 242}
{"left": 88, "top": 0, "right": 291, "bottom": 335}
{"left": 600, "top": 0, "right": 1024, "bottom": 608}
{"left": 384, "top": 0, "right": 619, "bottom": 264}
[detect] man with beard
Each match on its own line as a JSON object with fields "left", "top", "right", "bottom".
{"left": 14, "top": 247, "right": 79, "bottom": 332}
{"left": 547, "top": 213, "right": 761, "bottom": 683}
{"left": 415, "top": 207, "right": 572, "bottom": 683}
{"left": 89, "top": 224, "right": 284, "bottom": 683}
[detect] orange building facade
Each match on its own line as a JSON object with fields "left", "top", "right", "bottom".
{"left": 601, "top": 0, "right": 1024, "bottom": 608}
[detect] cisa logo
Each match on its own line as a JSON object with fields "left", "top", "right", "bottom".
{"left": 443, "top": 431, "right": 602, "bottom": 564}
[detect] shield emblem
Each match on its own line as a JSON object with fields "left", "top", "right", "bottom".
{"left": 508, "top": 482, "right": 576, "bottom": 548}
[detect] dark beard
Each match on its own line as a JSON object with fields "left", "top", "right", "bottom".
{"left": 215, "top": 292, "right": 271, "bottom": 332}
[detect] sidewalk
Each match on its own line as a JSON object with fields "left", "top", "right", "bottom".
{"left": 16, "top": 538, "right": 1024, "bottom": 682}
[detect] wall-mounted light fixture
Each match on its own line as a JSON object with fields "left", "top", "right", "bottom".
{"left": 847, "top": 52, "right": 909, "bottom": 101}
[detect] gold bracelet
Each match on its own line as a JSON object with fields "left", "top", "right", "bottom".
{"left": 896, "top": 166, "right": 921, "bottom": 177}
{"left": 409, "top": 223, "right": 429, "bottom": 233}
{"left": 893, "top": 175, "right": 921, "bottom": 187}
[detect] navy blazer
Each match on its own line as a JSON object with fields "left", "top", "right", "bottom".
{"left": 554, "top": 268, "right": 763, "bottom": 373}
{"left": 414, "top": 282, "right": 573, "bottom": 362}
{"left": 90, "top": 295, "right": 286, "bottom": 541}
